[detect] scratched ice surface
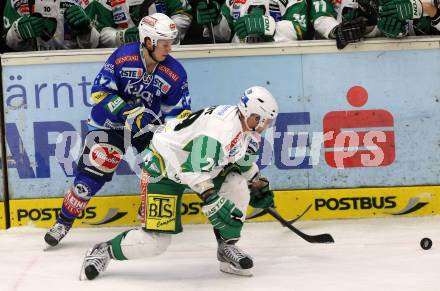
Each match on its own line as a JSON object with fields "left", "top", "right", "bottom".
{"left": 1, "top": 216, "right": 439, "bottom": 291}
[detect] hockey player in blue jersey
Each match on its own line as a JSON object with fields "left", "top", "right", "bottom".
{"left": 44, "top": 13, "right": 191, "bottom": 247}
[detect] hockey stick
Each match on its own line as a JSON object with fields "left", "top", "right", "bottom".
{"left": 267, "top": 207, "right": 334, "bottom": 244}
{"left": 28, "top": 0, "right": 38, "bottom": 51}
{"left": 246, "top": 204, "right": 311, "bottom": 223}
{"left": 205, "top": 0, "right": 216, "bottom": 44}
{"left": 285, "top": 204, "right": 312, "bottom": 225}
{"left": 246, "top": 208, "right": 268, "bottom": 220}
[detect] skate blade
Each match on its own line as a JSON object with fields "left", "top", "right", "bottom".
{"left": 43, "top": 244, "right": 52, "bottom": 251}
{"left": 79, "top": 259, "right": 87, "bottom": 280}
{"left": 79, "top": 249, "right": 92, "bottom": 281}
{"left": 219, "top": 262, "right": 253, "bottom": 277}
{"left": 42, "top": 241, "right": 59, "bottom": 251}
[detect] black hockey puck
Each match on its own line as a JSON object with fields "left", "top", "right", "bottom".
{"left": 420, "top": 238, "right": 432, "bottom": 250}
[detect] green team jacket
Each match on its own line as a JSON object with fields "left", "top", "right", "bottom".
{"left": 3, "top": 0, "right": 100, "bottom": 51}
{"left": 211, "top": 0, "right": 310, "bottom": 42}
{"left": 87, "top": 0, "right": 192, "bottom": 47}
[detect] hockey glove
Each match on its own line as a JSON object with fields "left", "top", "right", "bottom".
{"left": 380, "top": 0, "right": 423, "bottom": 20}
{"left": 377, "top": 16, "right": 406, "bottom": 37}
{"left": 196, "top": 1, "right": 222, "bottom": 26}
{"left": 42, "top": 17, "right": 58, "bottom": 40}
{"left": 104, "top": 96, "right": 157, "bottom": 135}
{"left": 331, "top": 17, "right": 367, "bottom": 49}
{"left": 234, "top": 14, "right": 276, "bottom": 39}
{"left": 357, "top": 0, "right": 380, "bottom": 26}
{"left": 249, "top": 176, "right": 274, "bottom": 209}
{"left": 16, "top": 15, "right": 46, "bottom": 40}
{"left": 116, "top": 27, "right": 140, "bottom": 44}
{"left": 65, "top": 5, "right": 92, "bottom": 35}
{"left": 201, "top": 190, "right": 243, "bottom": 240}
{"left": 414, "top": 16, "right": 433, "bottom": 34}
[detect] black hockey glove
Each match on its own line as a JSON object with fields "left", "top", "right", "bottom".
{"left": 357, "top": 0, "right": 380, "bottom": 26}
{"left": 332, "top": 17, "right": 367, "bottom": 49}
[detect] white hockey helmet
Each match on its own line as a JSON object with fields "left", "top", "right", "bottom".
{"left": 238, "top": 86, "right": 279, "bottom": 130}
{"left": 138, "top": 13, "right": 178, "bottom": 46}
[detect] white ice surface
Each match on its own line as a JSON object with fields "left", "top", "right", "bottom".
{"left": 1, "top": 216, "right": 440, "bottom": 291}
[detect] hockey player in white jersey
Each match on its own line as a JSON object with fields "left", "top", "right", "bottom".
{"left": 79, "top": 86, "right": 278, "bottom": 280}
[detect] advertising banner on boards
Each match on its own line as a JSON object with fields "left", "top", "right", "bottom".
{"left": 2, "top": 48, "right": 439, "bottom": 201}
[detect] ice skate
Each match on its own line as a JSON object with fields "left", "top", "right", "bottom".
{"left": 79, "top": 242, "right": 112, "bottom": 280}
{"left": 44, "top": 221, "right": 72, "bottom": 247}
{"left": 217, "top": 242, "right": 253, "bottom": 277}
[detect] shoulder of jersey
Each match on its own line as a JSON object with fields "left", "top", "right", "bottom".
{"left": 212, "top": 105, "right": 237, "bottom": 119}
{"left": 116, "top": 42, "right": 140, "bottom": 55}
{"left": 111, "top": 43, "right": 142, "bottom": 66}
{"left": 210, "top": 106, "right": 242, "bottom": 143}
{"left": 211, "top": 106, "right": 241, "bottom": 130}
{"left": 157, "top": 55, "right": 187, "bottom": 81}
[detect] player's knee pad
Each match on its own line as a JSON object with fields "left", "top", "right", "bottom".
{"left": 77, "top": 130, "right": 125, "bottom": 182}
{"left": 120, "top": 229, "right": 172, "bottom": 260}
{"left": 73, "top": 174, "right": 106, "bottom": 199}
{"left": 218, "top": 172, "right": 250, "bottom": 221}
{"left": 60, "top": 174, "right": 106, "bottom": 220}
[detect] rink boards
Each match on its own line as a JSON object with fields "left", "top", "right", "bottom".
{"left": 2, "top": 38, "right": 440, "bottom": 229}
{"left": 2, "top": 39, "right": 440, "bottom": 201}
{"left": 8, "top": 185, "right": 440, "bottom": 228}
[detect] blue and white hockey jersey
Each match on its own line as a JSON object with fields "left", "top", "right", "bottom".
{"left": 88, "top": 42, "right": 191, "bottom": 131}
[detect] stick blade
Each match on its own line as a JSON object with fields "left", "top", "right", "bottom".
{"left": 308, "top": 233, "right": 335, "bottom": 244}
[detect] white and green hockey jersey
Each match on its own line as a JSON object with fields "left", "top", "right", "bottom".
{"left": 3, "top": 0, "right": 100, "bottom": 51}
{"left": 211, "top": 0, "right": 309, "bottom": 42}
{"left": 89, "top": 0, "right": 192, "bottom": 47}
{"left": 149, "top": 105, "right": 260, "bottom": 193}
{"left": 311, "top": 0, "right": 382, "bottom": 39}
